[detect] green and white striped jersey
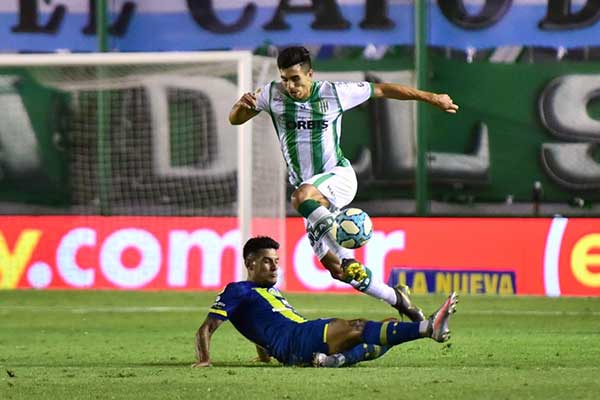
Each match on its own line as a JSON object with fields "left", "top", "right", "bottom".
{"left": 255, "top": 80, "right": 373, "bottom": 186}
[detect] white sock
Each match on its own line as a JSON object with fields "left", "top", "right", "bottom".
{"left": 362, "top": 279, "right": 398, "bottom": 306}
{"left": 419, "top": 320, "right": 430, "bottom": 336}
{"left": 305, "top": 205, "right": 331, "bottom": 228}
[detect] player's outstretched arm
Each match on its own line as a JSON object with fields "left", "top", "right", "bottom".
{"left": 372, "top": 82, "right": 459, "bottom": 114}
{"left": 229, "top": 91, "right": 260, "bottom": 125}
{"left": 192, "top": 316, "right": 224, "bottom": 368}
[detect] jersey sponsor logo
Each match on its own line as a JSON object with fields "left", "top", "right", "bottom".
{"left": 285, "top": 119, "right": 329, "bottom": 130}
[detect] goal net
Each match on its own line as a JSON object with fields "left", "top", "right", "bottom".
{"left": 0, "top": 51, "right": 287, "bottom": 254}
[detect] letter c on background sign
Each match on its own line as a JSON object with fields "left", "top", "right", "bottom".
{"left": 56, "top": 227, "right": 96, "bottom": 288}
{"left": 293, "top": 235, "right": 348, "bottom": 290}
{"left": 186, "top": 0, "right": 256, "bottom": 33}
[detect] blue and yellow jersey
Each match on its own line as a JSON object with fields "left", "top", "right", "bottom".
{"left": 208, "top": 281, "right": 307, "bottom": 361}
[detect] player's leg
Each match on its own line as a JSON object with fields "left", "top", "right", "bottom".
{"left": 292, "top": 167, "right": 424, "bottom": 321}
{"left": 321, "top": 251, "right": 425, "bottom": 322}
{"left": 313, "top": 344, "right": 391, "bottom": 368}
{"left": 299, "top": 202, "right": 424, "bottom": 321}
{"left": 313, "top": 315, "right": 395, "bottom": 367}
{"left": 324, "top": 318, "right": 423, "bottom": 355}
{"left": 300, "top": 202, "right": 405, "bottom": 311}
{"left": 324, "top": 292, "right": 458, "bottom": 355}
{"left": 290, "top": 167, "right": 356, "bottom": 272}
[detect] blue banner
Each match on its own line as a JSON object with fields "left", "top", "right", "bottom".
{"left": 0, "top": 0, "right": 414, "bottom": 52}
{"left": 4, "top": 1, "right": 600, "bottom": 52}
{"left": 430, "top": 0, "right": 600, "bottom": 49}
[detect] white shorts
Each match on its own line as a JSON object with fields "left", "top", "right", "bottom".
{"left": 303, "top": 166, "right": 358, "bottom": 259}
{"left": 303, "top": 165, "right": 358, "bottom": 212}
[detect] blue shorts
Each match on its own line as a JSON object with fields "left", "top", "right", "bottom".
{"left": 278, "top": 318, "right": 333, "bottom": 366}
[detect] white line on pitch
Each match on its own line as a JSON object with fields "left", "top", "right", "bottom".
{"left": 0, "top": 306, "right": 599, "bottom": 317}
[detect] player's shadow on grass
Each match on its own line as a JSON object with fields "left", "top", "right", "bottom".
{"left": 134, "top": 361, "right": 283, "bottom": 368}
{"left": 211, "top": 361, "right": 283, "bottom": 368}
{"left": 9, "top": 361, "right": 193, "bottom": 368}
{"left": 10, "top": 360, "right": 284, "bottom": 368}
{"left": 135, "top": 361, "right": 195, "bottom": 367}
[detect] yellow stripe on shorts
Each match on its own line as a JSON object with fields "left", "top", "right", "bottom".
{"left": 323, "top": 323, "right": 329, "bottom": 343}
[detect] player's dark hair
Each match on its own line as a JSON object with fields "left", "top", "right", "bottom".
{"left": 243, "top": 236, "right": 280, "bottom": 261}
{"left": 277, "top": 46, "right": 312, "bottom": 71}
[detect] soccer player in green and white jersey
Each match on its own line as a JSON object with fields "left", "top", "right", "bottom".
{"left": 229, "top": 47, "right": 459, "bottom": 321}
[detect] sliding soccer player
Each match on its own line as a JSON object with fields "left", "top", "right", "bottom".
{"left": 193, "top": 236, "right": 458, "bottom": 367}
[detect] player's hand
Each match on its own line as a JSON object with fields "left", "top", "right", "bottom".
{"left": 237, "top": 92, "right": 258, "bottom": 110}
{"left": 191, "top": 360, "right": 212, "bottom": 368}
{"left": 251, "top": 356, "right": 272, "bottom": 364}
{"left": 432, "top": 94, "right": 459, "bottom": 114}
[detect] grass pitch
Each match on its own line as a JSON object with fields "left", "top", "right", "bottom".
{"left": 1, "top": 291, "right": 599, "bottom": 399}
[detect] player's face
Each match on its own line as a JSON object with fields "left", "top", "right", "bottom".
{"left": 280, "top": 64, "right": 313, "bottom": 101}
{"left": 247, "top": 248, "right": 280, "bottom": 287}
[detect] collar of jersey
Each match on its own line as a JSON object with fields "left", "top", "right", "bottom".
{"left": 246, "top": 280, "right": 276, "bottom": 289}
{"left": 281, "top": 81, "right": 320, "bottom": 103}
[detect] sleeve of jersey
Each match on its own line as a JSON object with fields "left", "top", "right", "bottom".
{"left": 207, "top": 283, "right": 244, "bottom": 321}
{"left": 333, "top": 81, "right": 373, "bottom": 112}
{"left": 254, "top": 82, "right": 273, "bottom": 113}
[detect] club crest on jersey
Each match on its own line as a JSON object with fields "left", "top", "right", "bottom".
{"left": 285, "top": 119, "right": 329, "bottom": 130}
{"left": 317, "top": 100, "right": 329, "bottom": 113}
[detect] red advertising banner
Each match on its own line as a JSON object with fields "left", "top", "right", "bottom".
{"left": 1, "top": 216, "right": 599, "bottom": 296}
{"left": 283, "top": 217, "right": 549, "bottom": 295}
{"left": 0, "top": 216, "right": 239, "bottom": 291}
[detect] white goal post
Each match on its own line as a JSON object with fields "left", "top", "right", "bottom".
{"left": 0, "top": 51, "right": 286, "bottom": 261}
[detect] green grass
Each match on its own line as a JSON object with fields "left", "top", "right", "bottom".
{"left": 1, "top": 291, "right": 599, "bottom": 399}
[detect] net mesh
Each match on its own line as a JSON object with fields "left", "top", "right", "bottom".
{"left": 0, "top": 55, "right": 284, "bottom": 219}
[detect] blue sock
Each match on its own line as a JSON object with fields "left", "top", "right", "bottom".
{"left": 342, "top": 344, "right": 391, "bottom": 366}
{"left": 361, "top": 320, "right": 421, "bottom": 346}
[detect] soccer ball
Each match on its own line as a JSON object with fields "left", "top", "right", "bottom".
{"left": 334, "top": 208, "right": 373, "bottom": 249}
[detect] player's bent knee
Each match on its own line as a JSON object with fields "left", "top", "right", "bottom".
{"left": 291, "top": 184, "right": 323, "bottom": 210}
{"left": 347, "top": 319, "right": 367, "bottom": 337}
{"left": 290, "top": 186, "right": 311, "bottom": 209}
{"left": 348, "top": 319, "right": 367, "bottom": 329}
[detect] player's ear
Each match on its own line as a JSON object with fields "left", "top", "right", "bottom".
{"left": 245, "top": 256, "right": 257, "bottom": 272}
